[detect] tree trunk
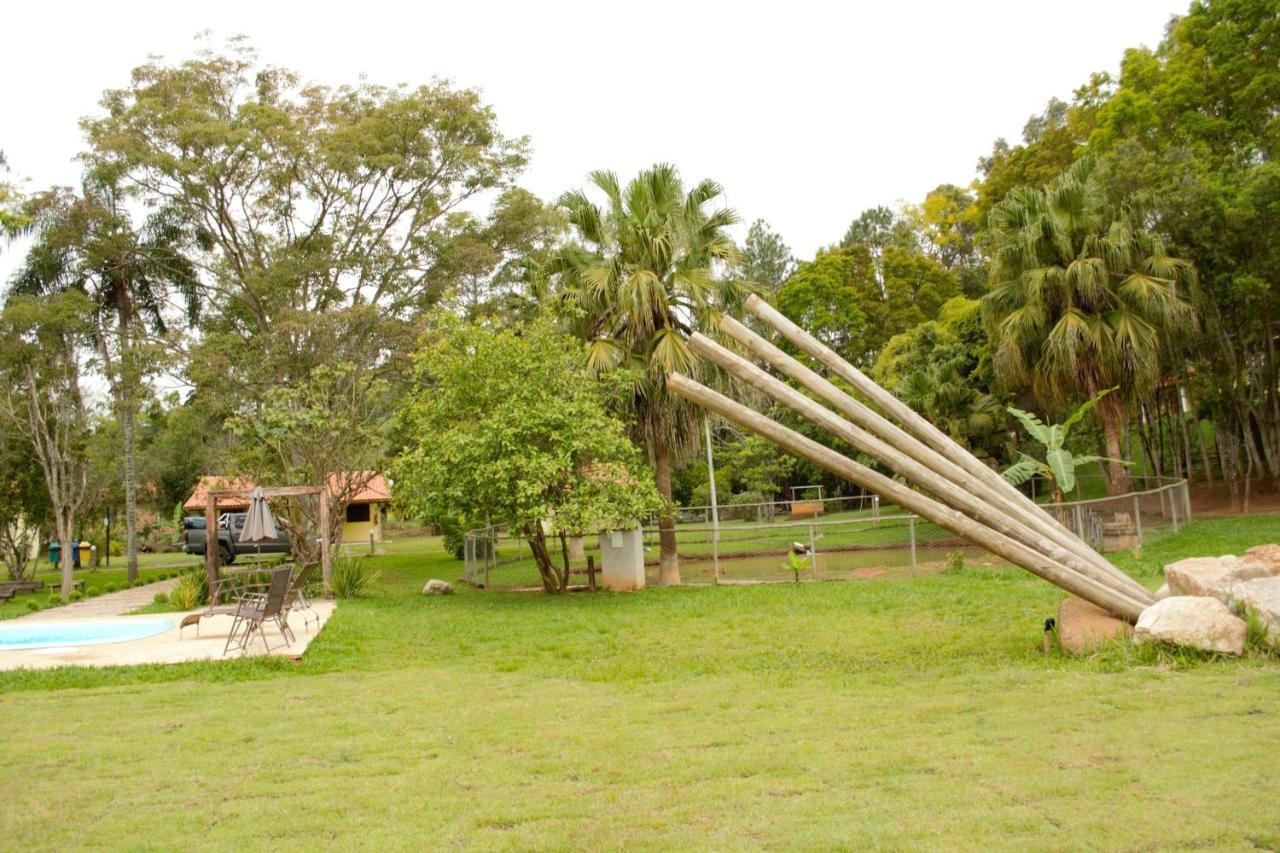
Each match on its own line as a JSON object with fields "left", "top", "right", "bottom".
{"left": 57, "top": 511, "right": 74, "bottom": 598}
{"left": 1100, "top": 409, "right": 1131, "bottom": 496}
{"left": 118, "top": 311, "right": 139, "bottom": 584}
{"left": 523, "top": 524, "right": 560, "bottom": 594}
{"left": 653, "top": 444, "right": 681, "bottom": 586}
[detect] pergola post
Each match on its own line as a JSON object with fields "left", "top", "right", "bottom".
{"left": 320, "top": 495, "right": 332, "bottom": 597}
{"left": 205, "top": 492, "right": 219, "bottom": 594}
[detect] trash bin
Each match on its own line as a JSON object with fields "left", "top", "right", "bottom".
{"left": 79, "top": 541, "right": 92, "bottom": 567}
{"left": 48, "top": 540, "right": 60, "bottom": 566}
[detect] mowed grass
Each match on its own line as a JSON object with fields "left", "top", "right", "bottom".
{"left": 1, "top": 517, "right": 1279, "bottom": 849}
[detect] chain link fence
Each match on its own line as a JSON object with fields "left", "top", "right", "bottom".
{"left": 463, "top": 476, "right": 1191, "bottom": 589}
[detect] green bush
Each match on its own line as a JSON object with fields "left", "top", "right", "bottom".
{"left": 87, "top": 587, "right": 101, "bottom": 597}
{"left": 943, "top": 551, "right": 966, "bottom": 574}
{"left": 26, "top": 600, "right": 41, "bottom": 612}
{"left": 104, "top": 582, "right": 119, "bottom": 593}
{"left": 168, "top": 571, "right": 207, "bottom": 611}
{"left": 68, "top": 590, "right": 83, "bottom": 602}
{"left": 726, "top": 491, "right": 766, "bottom": 521}
{"left": 153, "top": 592, "right": 168, "bottom": 604}
{"left": 47, "top": 593, "right": 61, "bottom": 607}
{"left": 331, "top": 556, "right": 381, "bottom": 599}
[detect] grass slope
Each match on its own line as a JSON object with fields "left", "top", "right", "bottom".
{"left": 1, "top": 516, "right": 1278, "bottom": 849}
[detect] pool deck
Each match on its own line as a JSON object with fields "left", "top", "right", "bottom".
{"left": 0, "top": 601, "right": 337, "bottom": 671}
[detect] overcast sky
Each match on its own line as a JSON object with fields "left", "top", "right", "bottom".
{"left": 3, "top": 0, "right": 1187, "bottom": 262}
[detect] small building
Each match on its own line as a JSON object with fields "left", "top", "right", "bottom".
{"left": 183, "top": 472, "right": 390, "bottom": 544}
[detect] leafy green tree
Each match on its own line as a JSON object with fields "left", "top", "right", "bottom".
{"left": 393, "top": 319, "right": 658, "bottom": 593}
{"left": 0, "top": 422, "right": 50, "bottom": 580}
{"left": 0, "top": 151, "right": 27, "bottom": 238}
{"left": 982, "top": 156, "right": 1197, "bottom": 494}
{"left": 0, "top": 293, "right": 96, "bottom": 596}
{"left": 11, "top": 180, "right": 200, "bottom": 582}
{"left": 901, "top": 184, "right": 986, "bottom": 295}
{"left": 1002, "top": 389, "right": 1126, "bottom": 502}
{"left": 544, "top": 164, "right": 748, "bottom": 585}
{"left": 736, "top": 219, "right": 795, "bottom": 290}
{"left": 82, "top": 40, "right": 531, "bottom": 548}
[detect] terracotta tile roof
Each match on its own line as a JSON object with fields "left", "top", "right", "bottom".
{"left": 183, "top": 471, "right": 389, "bottom": 511}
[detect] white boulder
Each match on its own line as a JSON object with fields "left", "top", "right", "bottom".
{"left": 422, "top": 579, "right": 454, "bottom": 595}
{"left": 1134, "top": 596, "right": 1246, "bottom": 655}
{"left": 1164, "top": 556, "right": 1271, "bottom": 602}
{"left": 1232, "top": 577, "right": 1280, "bottom": 646}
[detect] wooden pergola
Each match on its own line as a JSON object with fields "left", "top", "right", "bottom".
{"left": 206, "top": 485, "right": 332, "bottom": 596}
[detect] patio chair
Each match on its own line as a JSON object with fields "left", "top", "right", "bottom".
{"left": 180, "top": 568, "right": 279, "bottom": 638}
{"left": 283, "top": 561, "right": 322, "bottom": 634}
{"left": 223, "top": 566, "right": 295, "bottom": 655}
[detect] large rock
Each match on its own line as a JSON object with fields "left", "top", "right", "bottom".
{"left": 1243, "top": 544, "right": 1280, "bottom": 576}
{"left": 1134, "top": 596, "right": 1246, "bottom": 655}
{"left": 422, "top": 579, "right": 454, "bottom": 595}
{"left": 1164, "top": 556, "right": 1270, "bottom": 602}
{"left": 1232, "top": 576, "right": 1280, "bottom": 646}
{"left": 1058, "top": 596, "right": 1131, "bottom": 654}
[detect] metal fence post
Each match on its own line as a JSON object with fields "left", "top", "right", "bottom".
{"left": 1169, "top": 485, "right": 1180, "bottom": 534}
{"left": 1132, "top": 495, "right": 1143, "bottom": 546}
{"left": 908, "top": 516, "right": 917, "bottom": 571}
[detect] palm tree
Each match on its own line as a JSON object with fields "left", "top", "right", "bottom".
{"left": 11, "top": 178, "right": 200, "bottom": 582}
{"left": 544, "top": 164, "right": 749, "bottom": 585}
{"left": 982, "top": 156, "right": 1196, "bottom": 494}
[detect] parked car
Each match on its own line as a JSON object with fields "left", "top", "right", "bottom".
{"left": 182, "top": 513, "right": 291, "bottom": 564}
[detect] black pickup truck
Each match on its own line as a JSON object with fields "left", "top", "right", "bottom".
{"left": 182, "top": 514, "right": 291, "bottom": 564}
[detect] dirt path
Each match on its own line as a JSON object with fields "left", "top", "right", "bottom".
{"left": 14, "top": 578, "right": 180, "bottom": 622}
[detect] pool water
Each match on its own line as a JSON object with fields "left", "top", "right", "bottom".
{"left": 0, "top": 618, "right": 175, "bottom": 651}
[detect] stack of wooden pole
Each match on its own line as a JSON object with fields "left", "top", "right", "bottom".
{"left": 667, "top": 294, "right": 1155, "bottom": 622}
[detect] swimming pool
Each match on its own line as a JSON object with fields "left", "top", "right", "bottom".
{"left": 0, "top": 618, "right": 175, "bottom": 651}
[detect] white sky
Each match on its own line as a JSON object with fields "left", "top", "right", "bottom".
{"left": 3, "top": 0, "right": 1187, "bottom": 263}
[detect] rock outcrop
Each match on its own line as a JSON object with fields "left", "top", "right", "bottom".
{"left": 1231, "top": 576, "right": 1280, "bottom": 646}
{"left": 1164, "top": 556, "right": 1270, "bottom": 602}
{"left": 423, "top": 579, "right": 454, "bottom": 595}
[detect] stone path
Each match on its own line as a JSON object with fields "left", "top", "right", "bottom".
{"left": 16, "top": 578, "right": 180, "bottom": 621}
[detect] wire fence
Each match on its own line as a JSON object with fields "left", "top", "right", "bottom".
{"left": 463, "top": 476, "right": 1191, "bottom": 589}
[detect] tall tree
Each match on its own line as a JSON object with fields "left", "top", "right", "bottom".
{"left": 81, "top": 40, "right": 530, "bottom": 558}
{"left": 982, "top": 156, "right": 1197, "bottom": 493}
{"left": 0, "top": 293, "right": 95, "bottom": 597}
{"left": 545, "top": 164, "right": 748, "bottom": 585}
{"left": 737, "top": 219, "right": 795, "bottom": 290}
{"left": 11, "top": 180, "right": 200, "bottom": 583}
{"left": 0, "top": 151, "right": 27, "bottom": 238}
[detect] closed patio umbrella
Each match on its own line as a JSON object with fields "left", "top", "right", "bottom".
{"left": 240, "top": 486, "right": 279, "bottom": 542}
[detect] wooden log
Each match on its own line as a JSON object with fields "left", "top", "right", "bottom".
{"left": 725, "top": 308, "right": 1153, "bottom": 604}
{"left": 688, "top": 332, "right": 1149, "bottom": 604}
{"left": 666, "top": 372, "right": 1148, "bottom": 621}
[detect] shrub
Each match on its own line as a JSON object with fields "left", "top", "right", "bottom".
{"left": 168, "top": 571, "right": 207, "bottom": 611}
{"left": 943, "top": 551, "right": 966, "bottom": 574}
{"left": 153, "top": 592, "right": 168, "bottom": 604}
{"left": 104, "top": 582, "right": 119, "bottom": 593}
{"left": 331, "top": 556, "right": 381, "bottom": 599}
{"left": 68, "top": 590, "right": 83, "bottom": 602}
{"left": 47, "top": 593, "right": 60, "bottom": 607}
{"left": 26, "top": 600, "right": 41, "bottom": 612}
{"left": 726, "top": 491, "right": 766, "bottom": 521}
{"left": 87, "top": 587, "right": 101, "bottom": 597}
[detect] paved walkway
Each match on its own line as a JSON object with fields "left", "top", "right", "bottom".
{"left": 16, "top": 578, "right": 180, "bottom": 621}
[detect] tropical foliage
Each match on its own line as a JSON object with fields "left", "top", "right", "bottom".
{"left": 1002, "top": 390, "right": 1128, "bottom": 502}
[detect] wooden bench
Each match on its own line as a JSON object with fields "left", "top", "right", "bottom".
{"left": 0, "top": 580, "right": 45, "bottom": 595}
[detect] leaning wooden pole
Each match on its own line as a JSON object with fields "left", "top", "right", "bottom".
{"left": 688, "top": 332, "right": 1149, "bottom": 604}
{"left": 716, "top": 315, "right": 1153, "bottom": 605}
{"left": 737, "top": 302, "right": 1157, "bottom": 601}
{"left": 667, "top": 373, "right": 1148, "bottom": 621}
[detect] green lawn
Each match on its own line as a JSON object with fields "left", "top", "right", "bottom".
{"left": 2, "top": 516, "right": 1278, "bottom": 848}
